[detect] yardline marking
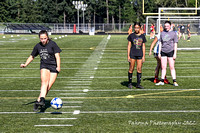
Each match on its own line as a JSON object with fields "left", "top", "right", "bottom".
{"left": 1, "top": 76, "right": 200, "bottom": 78}
{"left": 34, "top": 124, "right": 73, "bottom": 127}
{"left": 63, "top": 101, "right": 83, "bottom": 103}
{"left": 40, "top": 118, "right": 77, "bottom": 120}
{"left": 1, "top": 61, "right": 200, "bottom": 64}
{"left": 62, "top": 106, "right": 82, "bottom": 108}
{"left": 0, "top": 89, "right": 199, "bottom": 100}
{"left": 1, "top": 110, "right": 200, "bottom": 115}
{"left": 0, "top": 89, "right": 200, "bottom": 92}
{"left": 60, "top": 93, "right": 87, "bottom": 95}
{"left": 1, "top": 67, "right": 200, "bottom": 70}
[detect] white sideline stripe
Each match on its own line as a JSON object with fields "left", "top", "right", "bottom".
{"left": 62, "top": 106, "right": 82, "bottom": 108}
{"left": 64, "top": 86, "right": 90, "bottom": 88}
{"left": 1, "top": 110, "right": 200, "bottom": 114}
{"left": 67, "top": 84, "right": 91, "bottom": 85}
{"left": 63, "top": 101, "right": 83, "bottom": 103}
{"left": 60, "top": 93, "right": 87, "bottom": 95}
{"left": 1, "top": 76, "right": 200, "bottom": 79}
{"left": 1, "top": 89, "right": 200, "bottom": 92}
{"left": 80, "top": 110, "right": 200, "bottom": 113}
{"left": 34, "top": 124, "right": 73, "bottom": 127}
{"left": 1, "top": 67, "right": 200, "bottom": 70}
{"left": 40, "top": 118, "right": 77, "bottom": 120}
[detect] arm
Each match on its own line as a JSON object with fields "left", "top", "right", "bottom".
{"left": 55, "top": 53, "right": 61, "bottom": 72}
{"left": 127, "top": 41, "right": 131, "bottom": 62}
{"left": 158, "top": 42, "right": 162, "bottom": 59}
{"left": 142, "top": 43, "right": 145, "bottom": 63}
{"left": 149, "top": 37, "right": 158, "bottom": 56}
{"left": 173, "top": 43, "right": 177, "bottom": 60}
{"left": 20, "top": 55, "right": 34, "bottom": 68}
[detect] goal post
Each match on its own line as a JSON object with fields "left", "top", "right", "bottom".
{"left": 158, "top": 7, "right": 200, "bottom": 35}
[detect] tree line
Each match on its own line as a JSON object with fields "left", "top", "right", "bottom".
{"left": 0, "top": 0, "right": 198, "bottom": 24}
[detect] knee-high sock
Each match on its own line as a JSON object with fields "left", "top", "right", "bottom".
{"left": 137, "top": 72, "right": 142, "bottom": 85}
{"left": 128, "top": 72, "right": 133, "bottom": 83}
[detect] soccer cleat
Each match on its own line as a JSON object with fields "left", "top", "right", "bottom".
{"left": 38, "top": 97, "right": 45, "bottom": 108}
{"left": 136, "top": 85, "right": 144, "bottom": 89}
{"left": 128, "top": 83, "right": 133, "bottom": 89}
{"left": 155, "top": 81, "right": 164, "bottom": 86}
{"left": 154, "top": 78, "right": 160, "bottom": 83}
{"left": 173, "top": 82, "right": 179, "bottom": 86}
{"left": 164, "top": 79, "right": 170, "bottom": 84}
{"left": 33, "top": 101, "right": 39, "bottom": 111}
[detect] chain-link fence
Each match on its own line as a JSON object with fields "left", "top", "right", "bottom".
{"left": 0, "top": 23, "right": 136, "bottom": 34}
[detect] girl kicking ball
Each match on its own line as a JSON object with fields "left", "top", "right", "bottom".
{"left": 20, "top": 30, "right": 62, "bottom": 111}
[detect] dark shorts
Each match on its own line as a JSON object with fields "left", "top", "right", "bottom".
{"left": 40, "top": 64, "right": 59, "bottom": 73}
{"left": 161, "top": 51, "right": 174, "bottom": 57}
{"left": 180, "top": 31, "right": 185, "bottom": 34}
{"left": 154, "top": 53, "right": 158, "bottom": 57}
{"left": 130, "top": 56, "right": 143, "bottom": 59}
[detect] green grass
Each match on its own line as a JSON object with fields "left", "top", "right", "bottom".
{"left": 0, "top": 34, "right": 200, "bottom": 132}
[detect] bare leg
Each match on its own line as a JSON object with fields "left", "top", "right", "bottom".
{"left": 37, "top": 69, "right": 50, "bottom": 102}
{"left": 168, "top": 57, "right": 176, "bottom": 80}
{"left": 161, "top": 56, "right": 167, "bottom": 80}
{"left": 46, "top": 72, "right": 58, "bottom": 95}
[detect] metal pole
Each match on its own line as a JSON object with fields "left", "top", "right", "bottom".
{"left": 78, "top": 8, "right": 79, "bottom": 33}
{"left": 83, "top": 10, "right": 85, "bottom": 32}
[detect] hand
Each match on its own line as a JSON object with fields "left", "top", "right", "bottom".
{"left": 128, "top": 56, "right": 131, "bottom": 62}
{"left": 56, "top": 67, "right": 61, "bottom": 72}
{"left": 142, "top": 56, "right": 145, "bottom": 63}
{"left": 173, "top": 54, "right": 176, "bottom": 60}
{"left": 20, "top": 64, "right": 26, "bottom": 68}
{"left": 149, "top": 51, "right": 152, "bottom": 56}
{"left": 158, "top": 54, "right": 161, "bottom": 59}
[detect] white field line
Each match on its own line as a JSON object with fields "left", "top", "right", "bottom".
{"left": 1, "top": 76, "right": 200, "bottom": 79}
{"left": 63, "top": 101, "right": 83, "bottom": 103}
{"left": 1, "top": 67, "right": 200, "bottom": 70}
{"left": 1, "top": 110, "right": 200, "bottom": 115}
{"left": 1, "top": 89, "right": 200, "bottom": 92}
{"left": 40, "top": 118, "right": 77, "bottom": 120}
{"left": 34, "top": 124, "right": 73, "bottom": 127}
{"left": 67, "top": 84, "right": 91, "bottom": 86}
{"left": 64, "top": 86, "right": 90, "bottom": 89}
{"left": 62, "top": 106, "right": 82, "bottom": 108}
{"left": 60, "top": 93, "right": 87, "bottom": 95}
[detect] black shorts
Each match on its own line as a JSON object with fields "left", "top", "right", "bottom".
{"left": 40, "top": 64, "right": 59, "bottom": 73}
{"left": 161, "top": 51, "right": 174, "bottom": 57}
{"left": 180, "top": 31, "right": 185, "bottom": 34}
{"left": 130, "top": 56, "right": 142, "bottom": 59}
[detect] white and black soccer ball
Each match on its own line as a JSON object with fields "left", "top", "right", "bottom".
{"left": 50, "top": 97, "right": 63, "bottom": 109}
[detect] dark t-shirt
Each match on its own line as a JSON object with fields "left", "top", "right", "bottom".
{"left": 127, "top": 33, "right": 146, "bottom": 57}
{"left": 31, "top": 40, "right": 62, "bottom": 65}
{"left": 180, "top": 25, "right": 185, "bottom": 33}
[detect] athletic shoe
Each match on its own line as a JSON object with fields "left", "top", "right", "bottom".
{"left": 33, "top": 101, "right": 39, "bottom": 111}
{"left": 154, "top": 78, "right": 160, "bottom": 83}
{"left": 128, "top": 83, "right": 133, "bottom": 89}
{"left": 136, "top": 85, "right": 144, "bottom": 89}
{"left": 38, "top": 97, "right": 45, "bottom": 108}
{"left": 173, "top": 82, "right": 179, "bottom": 86}
{"left": 164, "top": 79, "right": 170, "bottom": 84}
{"left": 155, "top": 81, "right": 164, "bottom": 86}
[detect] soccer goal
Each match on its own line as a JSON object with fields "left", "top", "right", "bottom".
{"left": 157, "top": 7, "right": 200, "bottom": 35}
{"left": 146, "top": 16, "right": 200, "bottom": 35}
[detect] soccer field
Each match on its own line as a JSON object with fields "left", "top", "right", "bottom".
{"left": 0, "top": 34, "right": 200, "bottom": 132}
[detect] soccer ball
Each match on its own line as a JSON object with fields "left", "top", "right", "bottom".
{"left": 50, "top": 97, "right": 63, "bottom": 109}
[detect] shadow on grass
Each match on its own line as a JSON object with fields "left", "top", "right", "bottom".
{"left": 121, "top": 81, "right": 137, "bottom": 87}
{"left": 143, "top": 77, "right": 154, "bottom": 83}
{"left": 23, "top": 100, "right": 51, "bottom": 113}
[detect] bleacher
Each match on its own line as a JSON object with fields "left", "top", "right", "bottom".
{"left": 6, "top": 24, "right": 51, "bottom": 31}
